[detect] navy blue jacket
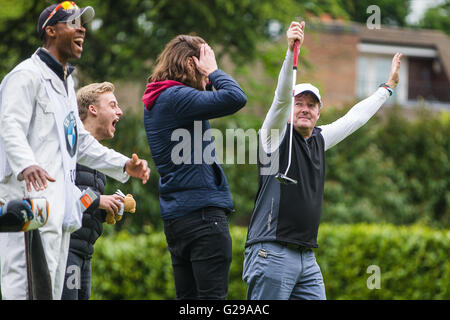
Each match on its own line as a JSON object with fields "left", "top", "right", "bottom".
{"left": 143, "top": 70, "right": 247, "bottom": 220}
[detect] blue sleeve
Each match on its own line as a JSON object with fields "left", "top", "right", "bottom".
{"left": 170, "top": 69, "right": 247, "bottom": 124}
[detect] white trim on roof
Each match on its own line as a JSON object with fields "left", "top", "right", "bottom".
{"left": 358, "top": 43, "right": 437, "bottom": 58}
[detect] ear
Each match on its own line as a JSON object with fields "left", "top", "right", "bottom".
{"left": 88, "top": 104, "right": 98, "bottom": 116}
{"left": 45, "top": 25, "right": 57, "bottom": 39}
{"left": 186, "top": 57, "right": 195, "bottom": 70}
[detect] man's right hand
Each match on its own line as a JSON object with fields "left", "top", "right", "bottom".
{"left": 22, "top": 165, "right": 56, "bottom": 192}
{"left": 287, "top": 21, "right": 305, "bottom": 52}
{"left": 99, "top": 194, "right": 124, "bottom": 221}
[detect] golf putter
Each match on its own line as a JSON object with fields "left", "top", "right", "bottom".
{"left": 275, "top": 39, "right": 300, "bottom": 185}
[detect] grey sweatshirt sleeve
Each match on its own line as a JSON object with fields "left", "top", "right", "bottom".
{"left": 318, "top": 88, "right": 390, "bottom": 151}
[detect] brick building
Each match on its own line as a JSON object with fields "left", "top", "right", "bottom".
{"left": 300, "top": 20, "right": 450, "bottom": 110}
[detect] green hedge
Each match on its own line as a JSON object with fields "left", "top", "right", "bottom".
{"left": 91, "top": 224, "right": 450, "bottom": 299}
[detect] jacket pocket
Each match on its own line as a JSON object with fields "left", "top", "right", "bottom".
{"left": 35, "top": 96, "right": 57, "bottom": 142}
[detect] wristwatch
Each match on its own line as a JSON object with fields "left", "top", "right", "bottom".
{"left": 379, "top": 83, "right": 393, "bottom": 96}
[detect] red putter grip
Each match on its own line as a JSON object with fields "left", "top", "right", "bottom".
{"left": 293, "top": 40, "right": 300, "bottom": 69}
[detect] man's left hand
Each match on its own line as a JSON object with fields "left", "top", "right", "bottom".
{"left": 125, "top": 153, "right": 150, "bottom": 184}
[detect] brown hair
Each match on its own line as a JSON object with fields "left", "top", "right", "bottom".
{"left": 148, "top": 35, "right": 206, "bottom": 90}
{"left": 77, "top": 82, "right": 115, "bottom": 121}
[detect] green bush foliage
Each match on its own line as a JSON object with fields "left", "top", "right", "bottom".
{"left": 90, "top": 224, "right": 450, "bottom": 300}
{"left": 319, "top": 105, "right": 450, "bottom": 228}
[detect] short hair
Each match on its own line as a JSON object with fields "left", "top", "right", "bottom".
{"left": 148, "top": 35, "right": 206, "bottom": 90}
{"left": 77, "top": 82, "right": 115, "bottom": 121}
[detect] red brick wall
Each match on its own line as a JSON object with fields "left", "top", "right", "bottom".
{"left": 301, "top": 29, "right": 359, "bottom": 108}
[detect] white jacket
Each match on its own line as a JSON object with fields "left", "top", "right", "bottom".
{"left": 0, "top": 49, "right": 134, "bottom": 299}
{"left": 0, "top": 49, "right": 130, "bottom": 225}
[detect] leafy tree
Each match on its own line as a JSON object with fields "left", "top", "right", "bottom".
{"left": 336, "top": 0, "right": 411, "bottom": 26}
{"left": 0, "top": 0, "right": 298, "bottom": 82}
{"left": 297, "top": 0, "right": 412, "bottom": 26}
{"left": 0, "top": 0, "right": 48, "bottom": 79}
{"left": 0, "top": 0, "right": 418, "bottom": 82}
{"left": 419, "top": 0, "right": 450, "bottom": 35}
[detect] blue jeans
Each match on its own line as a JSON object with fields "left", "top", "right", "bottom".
{"left": 61, "top": 251, "right": 91, "bottom": 300}
{"left": 242, "top": 242, "right": 326, "bottom": 300}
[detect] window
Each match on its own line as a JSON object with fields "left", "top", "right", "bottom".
{"left": 356, "top": 54, "right": 406, "bottom": 104}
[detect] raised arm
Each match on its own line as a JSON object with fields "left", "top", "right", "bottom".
{"left": 260, "top": 21, "right": 304, "bottom": 153}
{"left": 172, "top": 43, "right": 247, "bottom": 123}
{"left": 320, "top": 53, "right": 402, "bottom": 151}
{"left": 171, "top": 70, "right": 247, "bottom": 122}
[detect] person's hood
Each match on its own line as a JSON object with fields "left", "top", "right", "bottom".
{"left": 142, "top": 80, "right": 184, "bottom": 111}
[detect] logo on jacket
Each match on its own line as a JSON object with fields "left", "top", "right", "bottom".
{"left": 64, "top": 111, "right": 78, "bottom": 157}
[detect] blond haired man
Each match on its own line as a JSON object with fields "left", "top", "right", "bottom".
{"left": 61, "top": 82, "right": 126, "bottom": 300}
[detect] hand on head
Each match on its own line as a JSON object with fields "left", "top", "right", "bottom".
{"left": 192, "top": 43, "right": 218, "bottom": 76}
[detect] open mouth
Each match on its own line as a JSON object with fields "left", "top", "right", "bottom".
{"left": 112, "top": 119, "right": 119, "bottom": 128}
{"left": 73, "top": 38, "right": 84, "bottom": 50}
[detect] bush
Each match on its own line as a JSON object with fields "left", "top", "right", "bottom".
{"left": 318, "top": 105, "right": 449, "bottom": 228}
{"left": 90, "top": 224, "right": 450, "bottom": 300}
{"left": 316, "top": 224, "right": 450, "bottom": 299}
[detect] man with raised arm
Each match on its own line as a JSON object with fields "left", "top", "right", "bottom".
{"left": 243, "top": 21, "right": 402, "bottom": 300}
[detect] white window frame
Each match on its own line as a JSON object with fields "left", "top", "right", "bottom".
{"left": 357, "top": 42, "right": 441, "bottom": 105}
{"left": 355, "top": 53, "right": 408, "bottom": 105}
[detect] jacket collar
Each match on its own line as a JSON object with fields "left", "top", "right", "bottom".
{"left": 36, "top": 47, "right": 74, "bottom": 82}
{"left": 142, "top": 80, "right": 184, "bottom": 111}
{"left": 32, "top": 48, "right": 74, "bottom": 96}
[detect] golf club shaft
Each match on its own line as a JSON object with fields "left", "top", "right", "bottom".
{"left": 283, "top": 40, "right": 299, "bottom": 177}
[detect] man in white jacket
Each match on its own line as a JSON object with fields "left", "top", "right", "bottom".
{"left": 0, "top": 2, "right": 150, "bottom": 300}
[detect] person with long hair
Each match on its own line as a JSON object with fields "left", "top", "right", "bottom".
{"left": 142, "top": 35, "right": 247, "bottom": 299}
